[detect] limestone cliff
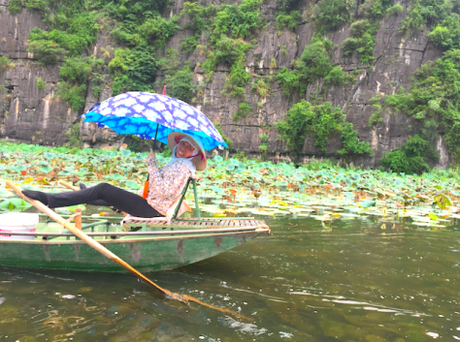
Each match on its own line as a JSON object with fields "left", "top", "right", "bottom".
{"left": 0, "top": 0, "right": 451, "bottom": 168}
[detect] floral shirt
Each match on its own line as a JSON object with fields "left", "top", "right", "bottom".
{"left": 143, "top": 156, "right": 192, "bottom": 215}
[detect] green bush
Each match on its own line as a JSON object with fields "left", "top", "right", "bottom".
{"left": 139, "top": 15, "right": 180, "bottom": 48}
{"left": 211, "top": 0, "right": 266, "bottom": 40}
{"left": 259, "top": 134, "right": 269, "bottom": 160}
{"left": 342, "top": 19, "right": 378, "bottom": 64}
{"left": 315, "top": 0, "right": 351, "bottom": 33}
{"left": 36, "top": 77, "right": 46, "bottom": 90}
{"left": 7, "top": 0, "right": 22, "bottom": 14}
{"left": 251, "top": 79, "right": 271, "bottom": 98}
{"left": 276, "top": 11, "right": 301, "bottom": 31}
{"left": 428, "top": 14, "right": 460, "bottom": 50}
{"left": 233, "top": 102, "right": 253, "bottom": 121}
{"left": 58, "top": 82, "right": 87, "bottom": 111}
{"left": 164, "top": 65, "right": 195, "bottom": 103}
{"left": 400, "top": 1, "right": 425, "bottom": 36}
{"left": 276, "top": 100, "right": 371, "bottom": 158}
{"left": 381, "top": 135, "right": 438, "bottom": 174}
{"left": 0, "top": 56, "right": 15, "bottom": 72}
{"left": 275, "top": 67, "right": 300, "bottom": 95}
{"left": 223, "top": 60, "right": 251, "bottom": 98}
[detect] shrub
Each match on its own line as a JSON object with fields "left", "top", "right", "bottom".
{"left": 251, "top": 79, "right": 271, "bottom": 97}
{"left": 139, "top": 15, "right": 180, "bottom": 48}
{"left": 7, "top": 0, "right": 22, "bottom": 14}
{"left": 0, "top": 56, "right": 15, "bottom": 72}
{"left": 233, "top": 102, "right": 253, "bottom": 121}
{"left": 36, "top": 77, "right": 46, "bottom": 90}
{"left": 276, "top": 100, "right": 371, "bottom": 158}
{"left": 315, "top": 0, "right": 351, "bottom": 32}
{"left": 381, "top": 135, "right": 438, "bottom": 174}
{"left": 164, "top": 65, "right": 195, "bottom": 103}
{"left": 58, "top": 82, "right": 87, "bottom": 111}
{"left": 276, "top": 11, "right": 301, "bottom": 31}
{"left": 222, "top": 60, "right": 251, "bottom": 98}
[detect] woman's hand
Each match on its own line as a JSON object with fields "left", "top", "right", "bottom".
{"left": 148, "top": 149, "right": 156, "bottom": 159}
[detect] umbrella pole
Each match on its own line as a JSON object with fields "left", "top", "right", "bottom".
{"left": 143, "top": 123, "right": 159, "bottom": 199}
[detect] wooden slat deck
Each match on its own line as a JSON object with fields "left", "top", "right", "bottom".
{"left": 122, "top": 217, "right": 269, "bottom": 231}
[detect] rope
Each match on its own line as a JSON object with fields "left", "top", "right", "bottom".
{"left": 59, "top": 212, "right": 80, "bottom": 233}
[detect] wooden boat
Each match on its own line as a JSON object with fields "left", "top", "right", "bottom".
{"left": 0, "top": 215, "right": 270, "bottom": 272}
{"left": 0, "top": 179, "right": 270, "bottom": 273}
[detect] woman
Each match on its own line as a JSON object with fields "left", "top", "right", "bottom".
{"left": 22, "top": 133, "right": 207, "bottom": 218}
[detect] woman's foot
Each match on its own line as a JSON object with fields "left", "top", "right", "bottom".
{"left": 22, "top": 190, "right": 49, "bottom": 205}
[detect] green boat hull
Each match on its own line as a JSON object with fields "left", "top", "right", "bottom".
{"left": 0, "top": 230, "right": 268, "bottom": 272}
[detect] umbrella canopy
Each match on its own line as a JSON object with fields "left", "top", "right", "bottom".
{"left": 82, "top": 92, "right": 228, "bottom": 151}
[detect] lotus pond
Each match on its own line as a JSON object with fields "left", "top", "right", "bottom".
{"left": 1, "top": 142, "right": 460, "bottom": 341}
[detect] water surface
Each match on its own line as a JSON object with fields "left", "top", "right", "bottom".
{"left": 1, "top": 215, "right": 460, "bottom": 341}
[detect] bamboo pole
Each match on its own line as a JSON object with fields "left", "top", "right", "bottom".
{"left": 4, "top": 179, "right": 251, "bottom": 320}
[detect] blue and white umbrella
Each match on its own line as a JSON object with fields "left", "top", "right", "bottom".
{"left": 82, "top": 91, "right": 228, "bottom": 150}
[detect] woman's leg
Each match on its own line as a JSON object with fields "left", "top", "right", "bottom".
{"left": 24, "top": 183, "right": 161, "bottom": 217}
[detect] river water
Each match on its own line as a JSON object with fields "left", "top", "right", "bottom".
{"left": 1, "top": 215, "right": 459, "bottom": 341}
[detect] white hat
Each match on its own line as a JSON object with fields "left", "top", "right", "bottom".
{"left": 167, "top": 132, "right": 207, "bottom": 171}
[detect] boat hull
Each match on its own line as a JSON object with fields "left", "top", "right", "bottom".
{"left": 0, "top": 229, "right": 268, "bottom": 272}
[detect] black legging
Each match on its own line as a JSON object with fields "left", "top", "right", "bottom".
{"left": 47, "top": 183, "right": 161, "bottom": 217}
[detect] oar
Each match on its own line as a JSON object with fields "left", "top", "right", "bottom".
{"left": 5, "top": 179, "right": 182, "bottom": 302}
{"left": 4, "top": 180, "right": 251, "bottom": 321}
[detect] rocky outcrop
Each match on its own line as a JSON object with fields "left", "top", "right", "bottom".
{"left": 0, "top": 0, "right": 450, "bottom": 167}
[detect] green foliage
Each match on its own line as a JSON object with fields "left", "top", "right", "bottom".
{"left": 0, "top": 56, "right": 15, "bottom": 72}
{"left": 400, "top": 0, "right": 425, "bottom": 36}
{"left": 379, "top": 49, "right": 460, "bottom": 165}
{"left": 275, "top": 68, "right": 300, "bottom": 95}
{"left": 386, "top": 4, "right": 403, "bottom": 16}
{"left": 28, "top": 12, "right": 101, "bottom": 59}
{"left": 428, "top": 14, "right": 460, "bottom": 50}
{"left": 259, "top": 134, "right": 269, "bottom": 160}
{"left": 27, "top": 28, "right": 65, "bottom": 65}
{"left": 109, "top": 47, "right": 157, "bottom": 95}
{"left": 223, "top": 60, "right": 251, "bottom": 98}
{"left": 368, "top": 104, "right": 383, "bottom": 126}
{"left": 7, "top": 0, "right": 22, "bottom": 14}
{"left": 58, "top": 82, "right": 87, "bottom": 111}
{"left": 276, "top": 38, "right": 354, "bottom": 96}
{"left": 58, "top": 56, "right": 103, "bottom": 111}
{"left": 164, "top": 65, "right": 195, "bottom": 103}
{"left": 276, "top": 11, "right": 301, "bottom": 31}
{"left": 276, "top": 100, "right": 371, "bottom": 159}
{"left": 139, "top": 15, "right": 180, "bottom": 48}
{"left": 342, "top": 19, "right": 378, "bottom": 64}
{"left": 25, "top": 0, "right": 50, "bottom": 12}
{"left": 251, "top": 79, "right": 271, "bottom": 98}
{"left": 215, "top": 124, "right": 234, "bottom": 149}
{"left": 338, "top": 122, "right": 373, "bottom": 158}
{"left": 36, "top": 77, "right": 46, "bottom": 90}
{"left": 315, "top": 0, "right": 352, "bottom": 33}
{"left": 212, "top": 36, "right": 252, "bottom": 69}
{"left": 65, "top": 122, "right": 83, "bottom": 148}
{"left": 211, "top": 0, "right": 266, "bottom": 40}
{"left": 60, "top": 56, "right": 104, "bottom": 84}
{"left": 233, "top": 102, "right": 253, "bottom": 121}
{"left": 381, "top": 135, "right": 438, "bottom": 174}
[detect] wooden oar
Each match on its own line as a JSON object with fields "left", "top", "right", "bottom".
{"left": 4, "top": 180, "right": 251, "bottom": 321}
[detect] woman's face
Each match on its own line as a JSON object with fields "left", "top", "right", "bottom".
{"left": 176, "top": 140, "right": 194, "bottom": 158}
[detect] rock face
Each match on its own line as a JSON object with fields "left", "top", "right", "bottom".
{"left": 0, "top": 0, "right": 450, "bottom": 167}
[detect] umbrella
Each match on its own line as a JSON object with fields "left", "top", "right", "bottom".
{"left": 82, "top": 91, "right": 228, "bottom": 151}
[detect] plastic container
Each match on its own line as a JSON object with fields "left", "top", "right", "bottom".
{"left": 0, "top": 213, "right": 39, "bottom": 240}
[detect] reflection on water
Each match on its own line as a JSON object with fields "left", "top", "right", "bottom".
{"left": 1, "top": 215, "right": 460, "bottom": 341}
